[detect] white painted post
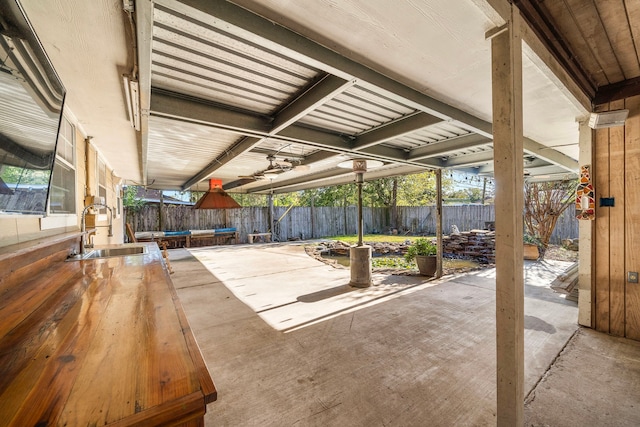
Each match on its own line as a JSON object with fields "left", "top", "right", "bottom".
{"left": 436, "top": 169, "right": 443, "bottom": 278}
{"left": 578, "top": 119, "right": 593, "bottom": 327}
{"left": 489, "top": 7, "right": 525, "bottom": 426}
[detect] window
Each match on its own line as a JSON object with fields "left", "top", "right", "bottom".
{"left": 97, "top": 157, "right": 107, "bottom": 214}
{"left": 50, "top": 117, "right": 76, "bottom": 214}
{"left": 116, "top": 184, "right": 122, "bottom": 218}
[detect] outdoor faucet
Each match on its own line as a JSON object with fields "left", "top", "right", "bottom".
{"left": 80, "top": 203, "right": 113, "bottom": 255}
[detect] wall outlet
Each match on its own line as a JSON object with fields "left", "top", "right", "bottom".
{"left": 628, "top": 272, "right": 639, "bottom": 283}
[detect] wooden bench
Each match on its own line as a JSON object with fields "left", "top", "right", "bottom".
{"left": 188, "top": 230, "right": 238, "bottom": 247}
{"left": 247, "top": 232, "right": 272, "bottom": 244}
{"left": 0, "top": 236, "right": 216, "bottom": 425}
{"left": 131, "top": 228, "right": 238, "bottom": 248}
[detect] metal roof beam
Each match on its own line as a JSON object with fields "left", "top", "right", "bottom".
{"left": 272, "top": 74, "right": 355, "bottom": 133}
{"left": 151, "top": 90, "right": 271, "bottom": 136}
{"left": 352, "top": 112, "right": 442, "bottom": 150}
{"left": 477, "top": 157, "right": 550, "bottom": 173}
{"left": 275, "top": 125, "right": 352, "bottom": 152}
{"left": 275, "top": 126, "right": 431, "bottom": 167}
{"left": 525, "top": 172, "right": 578, "bottom": 183}
{"left": 408, "top": 133, "right": 492, "bottom": 161}
{"left": 300, "top": 150, "right": 338, "bottom": 165}
{"left": 443, "top": 151, "right": 495, "bottom": 168}
{"left": 523, "top": 137, "right": 578, "bottom": 173}
{"left": 223, "top": 178, "right": 256, "bottom": 191}
{"left": 523, "top": 164, "right": 575, "bottom": 177}
{"left": 358, "top": 145, "right": 443, "bottom": 168}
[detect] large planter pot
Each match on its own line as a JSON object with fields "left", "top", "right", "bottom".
{"left": 524, "top": 243, "right": 539, "bottom": 260}
{"left": 416, "top": 255, "right": 437, "bottom": 277}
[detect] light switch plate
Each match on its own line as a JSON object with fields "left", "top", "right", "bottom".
{"left": 628, "top": 272, "right": 639, "bottom": 283}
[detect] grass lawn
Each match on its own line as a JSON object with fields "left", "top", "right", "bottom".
{"left": 326, "top": 234, "right": 433, "bottom": 244}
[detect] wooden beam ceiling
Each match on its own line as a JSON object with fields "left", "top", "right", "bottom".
{"left": 515, "top": 0, "right": 640, "bottom": 106}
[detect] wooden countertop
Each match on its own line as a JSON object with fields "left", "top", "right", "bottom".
{"left": 0, "top": 242, "right": 216, "bottom": 426}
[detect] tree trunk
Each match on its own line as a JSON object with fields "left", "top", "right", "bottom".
{"left": 523, "top": 181, "right": 577, "bottom": 259}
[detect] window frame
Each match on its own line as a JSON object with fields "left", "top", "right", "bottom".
{"left": 97, "top": 156, "right": 107, "bottom": 216}
{"left": 48, "top": 115, "right": 77, "bottom": 215}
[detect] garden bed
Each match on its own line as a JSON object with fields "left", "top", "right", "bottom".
{"left": 305, "top": 237, "right": 578, "bottom": 277}
{"left": 305, "top": 240, "right": 486, "bottom": 276}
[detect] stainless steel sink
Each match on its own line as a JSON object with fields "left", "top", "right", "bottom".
{"left": 68, "top": 245, "right": 148, "bottom": 260}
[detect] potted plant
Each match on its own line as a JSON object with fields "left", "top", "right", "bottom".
{"left": 523, "top": 234, "right": 540, "bottom": 260}
{"left": 404, "top": 238, "right": 437, "bottom": 276}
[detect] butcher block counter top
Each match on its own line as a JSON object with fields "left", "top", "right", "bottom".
{"left": 0, "top": 240, "right": 216, "bottom": 426}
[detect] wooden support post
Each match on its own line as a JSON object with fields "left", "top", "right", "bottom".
{"left": 578, "top": 119, "right": 593, "bottom": 327}
{"left": 311, "top": 193, "right": 315, "bottom": 239}
{"left": 268, "top": 193, "right": 274, "bottom": 234}
{"left": 159, "top": 192, "right": 164, "bottom": 231}
{"left": 436, "top": 169, "right": 443, "bottom": 278}
{"left": 489, "top": 8, "right": 524, "bottom": 426}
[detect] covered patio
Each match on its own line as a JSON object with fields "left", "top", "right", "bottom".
{"left": 168, "top": 242, "right": 640, "bottom": 426}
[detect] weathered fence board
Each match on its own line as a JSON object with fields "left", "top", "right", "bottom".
{"left": 125, "top": 204, "right": 577, "bottom": 244}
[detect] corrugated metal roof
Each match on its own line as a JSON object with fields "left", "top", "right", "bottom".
{"left": 298, "top": 85, "right": 417, "bottom": 135}
{"left": 152, "top": 5, "right": 319, "bottom": 115}
{"left": 140, "top": 0, "right": 578, "bottom": 191}
{"left": 146, "top": 116, "right": 242, "bottom": 187}
{"left": 384, "top": 122, "right": 473, "bottom": 150}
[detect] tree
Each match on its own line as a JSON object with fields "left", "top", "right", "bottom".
{"left": 446, "top": 189, "right": 469, "bottom": 201}
{"left": 272, "top": 192, "right": 301, "bottom": 206}
{"left": 397, "top": 171, "right": 452, "bottom": 205}
{"left": 306, "top": 184, "right": 356, "bottom": 207}
{"left": 190, "top": 190, "right": 205, "bottom": 204}
{"left": 363, "top": 177, "right": 397, "bottom": 207}
{"left": 466, "top": 188, "right": 484, "bottom": 203}
{"left": 123, "top": 186, "right": 145, "bottom": 212}
{"left": 233, "top": 193, "right": 266, "bottom": 206}
{"left": 523, "top": 179, "right": 577, "bottom": 258}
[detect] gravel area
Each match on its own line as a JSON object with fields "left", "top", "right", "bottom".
{"left": 544, "top": 244, "right": 579, "bottom": 263}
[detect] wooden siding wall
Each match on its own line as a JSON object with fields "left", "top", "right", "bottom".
{"left": 126, "top": 204, "right": 577, "bottom": 245}
{"left": 594, "top": 95, "right": 640, "bottom": 340}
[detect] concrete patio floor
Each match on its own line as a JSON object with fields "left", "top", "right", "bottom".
{"left": 168, "top": 242, "right": 640, "bottom": 426}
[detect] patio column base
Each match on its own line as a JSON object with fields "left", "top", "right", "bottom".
{"left": 350, "top": 245, "right": 372, "bottom": 288}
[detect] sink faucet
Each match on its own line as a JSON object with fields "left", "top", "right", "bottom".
{"left": 80, "top": 203, "right": 113, "bottom": 255}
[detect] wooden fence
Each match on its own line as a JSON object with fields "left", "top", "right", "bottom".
{"left": 125, "top": 204, "right": 578, "bottom": 245}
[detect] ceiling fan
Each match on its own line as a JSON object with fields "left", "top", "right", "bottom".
{"left": 238, "top": 155, "right": 300, "bottom": 181}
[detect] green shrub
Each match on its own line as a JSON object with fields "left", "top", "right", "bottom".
{"left": 404, "top": 238, "right": 437, "bottom": 262}
{"left": 524, "top": 234, "right": 541, "bottom": 246}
